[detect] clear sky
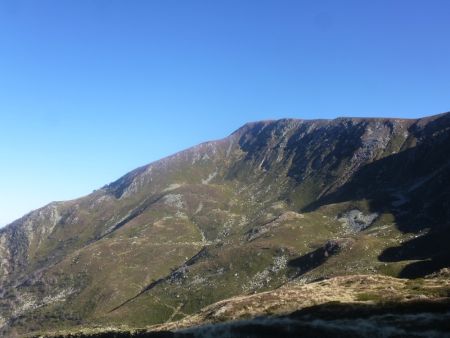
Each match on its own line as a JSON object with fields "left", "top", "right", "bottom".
{"left": 1, "top": 0, "right": 450, "bottom": 227}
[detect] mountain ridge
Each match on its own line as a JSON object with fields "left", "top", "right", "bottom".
{"left": 2, "top": 113, "right": 443, "bottom": 218}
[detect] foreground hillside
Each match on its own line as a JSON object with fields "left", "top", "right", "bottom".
{"left": 1, "top": 112, "right": 449, "bottom": 336}
{"left": 33, "top": 272, "right": 450, "bottom": 337}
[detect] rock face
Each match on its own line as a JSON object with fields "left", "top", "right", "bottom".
{"left": 338, "top": 209, "right": 378, "bottom": 233}
{"left": 1, "top": 112, "right": 450, "bottom": 336}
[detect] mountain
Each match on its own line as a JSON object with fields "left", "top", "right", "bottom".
{"left": 1, "top": 112, "right": 449, "bottom": 337}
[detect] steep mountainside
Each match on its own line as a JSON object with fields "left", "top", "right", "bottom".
{"left": 1, "top": 112, "right": 449, "bottom": 336}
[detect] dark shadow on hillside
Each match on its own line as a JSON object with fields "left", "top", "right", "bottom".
{"left": 288, "top": 240, "right": 345, "bottom": 277}
{"left": 379, "top": 231, "right": 450, "bottom": 278}
{"left": 301, "top": 113, "right": 450, "bottom": 278}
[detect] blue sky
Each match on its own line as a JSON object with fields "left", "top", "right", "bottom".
{"left": 1, "top": 0, "right": 450, "bottom": 227}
